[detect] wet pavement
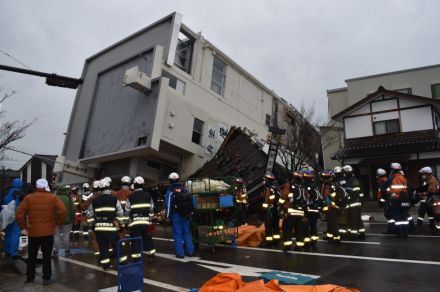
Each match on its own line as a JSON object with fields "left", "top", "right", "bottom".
{"left": 1, "top": 211, "right": 440, "bottom": 292}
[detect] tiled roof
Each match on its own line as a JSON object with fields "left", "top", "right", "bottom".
{"left": 332, "top": 135, "right": 440, "bottom": 160}
{"left": 191, "top": 127, "right": 288, "bottom": 203}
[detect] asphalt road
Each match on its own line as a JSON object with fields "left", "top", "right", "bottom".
{"left": 11, "top": 220, "right": 437, "bottom": 292}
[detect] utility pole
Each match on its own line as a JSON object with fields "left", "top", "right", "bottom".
{"left": 264, "top": 127, "right": 286, "bottom": 176}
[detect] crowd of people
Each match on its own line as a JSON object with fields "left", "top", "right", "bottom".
{"left": 259, "top": 162, "right": 440, "bottom": 252}
{"left": 2, "top": 164, "right": 440, "bottom": 285}
{"left": 0, "top": 172, "right": 196, "bottom": 286}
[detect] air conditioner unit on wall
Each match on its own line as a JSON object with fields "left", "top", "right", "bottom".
{"left": 123, "top": 66, "right": 152, "bottom": 94}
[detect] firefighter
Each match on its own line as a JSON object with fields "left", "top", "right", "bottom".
{"left": 333, "top": 166, "right": 348, "bottom": 238}
{"left": 261, "top": 174, "right": 281, "bottom": 246}
{"left": 70, "top": 186, "right": 82, "bottom": 241}
{"left": 417, "top": 166, "right": 439, "bottom": 233}
{"left": 125, "top": 176, "right": 155, "bottom": 261}
{"left": 303, "top": 169, "right": 322, "bottom": 250}
{"left": 343, "top": 165, "right": 365, "bottom": 240}
{"left": 87, "top": 179, "right": 126, "bottom": 270}
{"left": 81, "top": 183, "right": 93, "bottom": 238}
{"left": 377, "top": 168, "right": 394, "bottom": 234}
{"left": 115, "top": 176, "right": 133, "bottom": 238}
{"left": 281, "top": 171, "right": 307, "bottom": 251}
{"left": 234, "top": 178, "right": 248, "bottom": 226}
{"left": 321, "top": 170, "right": 343, "bottom": 244}
{"left": 388, "top": 162, "right": 410, "bottom": 238}
{"left": 84, "top": 180, "right": 102, "bottom": 257}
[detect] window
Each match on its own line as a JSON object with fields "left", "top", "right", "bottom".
{"left": 432, "top": 83, "right": 440, "bottom": 99}
{"left": 211, "top": 56, "right": 226, "bottom": 96}
{"left": 137, "top": 136, "right": 148, "bottom": 146}
{"left": 192, "top": 118, "right": 204, "bottom": 145}
{"left": 174, "top": 31, "right": 194, "bottom": 73}
{"left": 266, "top": 114, "right": 271, "bottom": 126}
{"left": 162, "top": 70, "right": 185, "bottom": 94}
{"left": 373, "top": 119, "right": 400, "bottom": 135}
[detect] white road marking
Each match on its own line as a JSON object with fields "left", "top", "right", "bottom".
{"left": 155, "top": 252, "right": 320, "bottom": 279}
{"left": 317, "top": 239, "right": 380, "bottom": 245}
{"left": 236, "top": 245, "right": 440, "bottom": 266}
{"left": 153, "top": 236, "right": 381, "bottom": 245}
{"left": 152, "top": 237, "right": 440, "bottom": 266}
{"left": 58, "top": 256, "right": 188, "bottom": 291}
{"left": 367, "top": 233, "right": 440, "bottom": 239}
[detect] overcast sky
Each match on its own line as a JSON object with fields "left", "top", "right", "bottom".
{"left": 1, "top": 0, "right": 439, "bottom": 169}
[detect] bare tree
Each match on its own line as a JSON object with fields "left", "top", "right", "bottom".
{"left": 278, "top": 103, "right": 334, "bottom": 180}
{"left": 0, "top": 88, "right": 34, "bottom": 160}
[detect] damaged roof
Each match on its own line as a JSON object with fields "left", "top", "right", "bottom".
{"left": 191, "top": 127, "right": 287, "bottom": 203}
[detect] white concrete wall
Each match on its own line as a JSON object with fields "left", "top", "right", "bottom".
{"left": 327, "top": 89, "right": 348, "bottom": 117}
{"left": 401, "top": 106, "right": 433, "bottom": 132}
{"left": 346, "top": 66, "right": 440, "bottom": 106}
{"left": 344, "top": 115, "right": 372, "bottom": 138}
{"left": 371, "top": 99, "right": 397, "bottom": 112}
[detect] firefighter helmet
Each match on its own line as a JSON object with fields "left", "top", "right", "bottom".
{"left": 121, "top": 176, "right": 131, "bottom": 184}
{"left": 303, "top": 170, "right": 314, "bottom": 178}
{"left": 343, "top": 165, "right": 353, "bottom": 173}
{"left": 168, "top": 172, "right": 180, "bottom": 180}
{"left": 419, "top": 166, "right": 433, "bottom": 174}
{"left": 82, "top": 183, "right": 90, "bottom": 189}
{"left": 376, "top": 168, "right": 386, "bottom": 176}
{"left": 293, "top": 171, "right": 303, "bottom": 179}
{"left": 99, "top": 179, "right": 111, "bottom": 189}
{"left": 92, "top": 180, "right": 100, "bottom": 189}
{"left": 133, "top": 176, "right": 145, "bottom": 185}
{"left": 333, "top": 166, "right": 342, "bottom": 174}
{"left": 390, "top": 162, "right": 402, "bottom": 170}
{"left": 320, "top": 170, "right": 333, "bottom": 178}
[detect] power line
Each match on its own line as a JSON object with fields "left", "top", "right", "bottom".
{"left": 0, "top": 48, "right": 31, "bottom": 70}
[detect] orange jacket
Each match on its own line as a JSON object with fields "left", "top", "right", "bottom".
{"left": 388, "top": 173, "right": 407, "bottom": 199}
{"left": 16, "top": 190, "right": 66, "bottom": 237}
{"left": 426, "top": 175, "right": 439, "bottom": 195}
{"left": 376, "top": 176, "right": 387, "bottom": 200}
{"left": 115, "top": 187, "right": 133, "bottom": 204}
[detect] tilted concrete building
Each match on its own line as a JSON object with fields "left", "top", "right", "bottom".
{"left": 56, "top": 12, "right": 316, "bottom": 185}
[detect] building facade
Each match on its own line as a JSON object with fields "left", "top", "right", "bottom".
{"left": 56, "top": 12, "right": 313, "bottom": 185}
{"left": 19, "top": 154, "right": 57, "bottom": 190}
{"left": 321, "top": 64, "right": 440, "bottom": 199}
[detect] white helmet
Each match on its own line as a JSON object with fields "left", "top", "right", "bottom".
{"left": 333, "top": 166, "right": 342, "bottom": 174}
{"left": 419, "top": 166, "right": 433, "bottom": 174}
{"left": 65, "top": 185, "right": 71, "bottom": 189}
{"left": 376, "top": 168, "right": 386, "bottom": 176}
{"left": 92, "top": 180, "right": 100, "bottom": 189}
{"left": 104, "top": 177, "right": 112, "bottom": 183}
{"left": 390, "top": 162, "right": 402, "bottom": 170}
{"left": 83, "top": 183, "right": 90, "bottom": 189}
{"left": 99, "top": 178, "right": 111, "bottom": 189}
{"left": 343, "top": 165, "right": 353, "bottom": 173}
{"left": 168, "top": 172, "right": 179, "bottom": 180}
{"left": 121, "top": 176, "right": 131, "bottom": 184}
{"left": 133, "top": 176, "right": 145, "bottom": 185}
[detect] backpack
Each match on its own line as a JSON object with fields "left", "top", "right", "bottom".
{"left": 173, "top": 187, "right": 194, "bottom": 217}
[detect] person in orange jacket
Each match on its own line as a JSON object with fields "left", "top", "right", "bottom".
{"left": 416, "top": 167, "right": 439, "bottom": 232}
{"left": 387, "top": 162, "right": 410, "bottom": 238}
